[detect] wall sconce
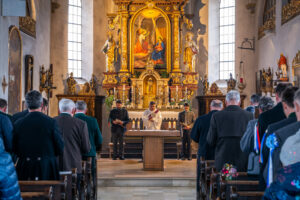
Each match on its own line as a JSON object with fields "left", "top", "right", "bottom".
{"left": 238, "top": 37, "right": 255, "bottom": 52}
{"left": 246, "top": 0, "right": 257, "bottom": 14}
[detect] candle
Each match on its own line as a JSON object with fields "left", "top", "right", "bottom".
{"left": 240, "top": 78, "right": 243, "bottom": 83}
{"left": 173, "top": 121, "right": 176, "bottom": 129}
{"left": 132, "top": 120, "right": 135, "bottom": 129}
{"left": 176, "top": 85, "right": 178, "bottom": 92}
{"left": 131, "top": 85, "right": 134, "bottom": 93}
{"left": 114, "top": 87, "right": 116, "bottom": 95}
{"left": 123, "top": 84, "right": 125, "bottom": 91}
{"left": 168, "top": 121, "right": 171, "bottom": 129}
{"left": 137, "top": 120, "right": 140, "bottom": 130}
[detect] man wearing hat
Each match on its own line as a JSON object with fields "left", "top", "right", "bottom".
{"left": 178, "top": 103, "right": 195, "bottom": 160}
{"left": 108, "top": 100, "right": 129, "bottom": 160}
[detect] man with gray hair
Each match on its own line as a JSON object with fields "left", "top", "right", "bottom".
{"left": 191, "top": 99, "right": 223, "bottom": 197}
{"left": 74, "top": 100, "right": 102, "bottom": 191}
{"left": 55, "top": 99, "right": 90, "bottom": 191}
{"left": 13, "top": 90, "right": 64, "bottom": 180}
{"left": 207, "top": 90, "right": 253, "bottom": 171}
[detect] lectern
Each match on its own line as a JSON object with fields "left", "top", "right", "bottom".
{"left": 125, "top": 130, "right": 180, "bottom": 171}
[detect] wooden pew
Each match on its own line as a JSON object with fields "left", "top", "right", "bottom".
{"left": 19, "top": 180, "right": 63, "bottom": 200}
{"left": 59, "top": 171, "right": 72, "bottom": 200}
{"left": 198, "top": 159, "right": 215, "bottom": 200}
{"left": 22, "top": 187, "right": 52, "bottom": 200}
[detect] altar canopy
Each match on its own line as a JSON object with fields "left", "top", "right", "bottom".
{"left": 102, "top": 0, "right": 199, "bottom": 110}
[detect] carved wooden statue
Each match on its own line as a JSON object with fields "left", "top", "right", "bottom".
{"left": 184, "top": 32, "right": 199, "bottom": 72}
{"left": 66, "top": 72, "right": 77, "bottom": 95}
{"left": 102, "top": 32, "right": 116, "bottom": 72}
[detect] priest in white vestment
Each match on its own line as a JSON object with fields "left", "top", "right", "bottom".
{"left": 142, "top": 101, "right": 162, "bottom": 130}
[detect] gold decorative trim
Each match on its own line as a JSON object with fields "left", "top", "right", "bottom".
{"left": 19, "top": 16, "right": 36, "bottom": 38}
{"left": 292, "top": 50, "right": 300, "bottom": 81}
{"left": 282, "top": 0, "right": 300, "bottom": 25}
{"left": 258, "top": 18, "right": 275, "bottom": 39}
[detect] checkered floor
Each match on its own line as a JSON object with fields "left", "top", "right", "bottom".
{"left": 98, "top": 187, "right": 196, "bottom": 200}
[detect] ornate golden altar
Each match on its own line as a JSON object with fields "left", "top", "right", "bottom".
{"left": 102, "top": 0, "right": 199, "bottom": 110}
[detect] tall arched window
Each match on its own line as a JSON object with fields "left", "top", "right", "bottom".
{"left": 68, "top": 0, "right": 82, "bottom": 77}
{"left": 219, "top": 0, "right": 235, "bottom": 80}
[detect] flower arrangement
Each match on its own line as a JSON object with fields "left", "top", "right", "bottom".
{"left": 221, "top": 163, "right": 238, "bottom": 180}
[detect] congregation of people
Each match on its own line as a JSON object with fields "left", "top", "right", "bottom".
{"left": 0, "top": 90, "right": 102, "bottom": 199}
{"left": 190, "top": 84, "right": 300, "bottom": 199}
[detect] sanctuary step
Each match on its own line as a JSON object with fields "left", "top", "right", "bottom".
{"left": 97, "top": 159, "right": 196, "bottom": 187}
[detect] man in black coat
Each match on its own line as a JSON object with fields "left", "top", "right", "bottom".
{"left": 13, "top": 90, "right": 64, "bottom": 180}
{"left": 263, "top": 89, "right": 300, "bottom": 187}
{"left": 108, "top": 100, "right": 129, "bottom": 160}
{"left": 191, "top": 99, "right": 223, "bottom": 197}
{"left": 207, "top": 90, "right": 253, "bottom": 171}
{"left": 259, "top": 87, "right": 298, "bottom": 188}
{"left": 257, "top": 83, "right": 291, "bottom": 141}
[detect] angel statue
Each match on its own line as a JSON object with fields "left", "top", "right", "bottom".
{"left": 184, "top": 32, "right": 199, "bottom": 72}
{"left": 102, "top": 31, "right": 116, "bottom": 72}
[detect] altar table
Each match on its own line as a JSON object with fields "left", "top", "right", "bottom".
{"left": 125, "top": 130, "right": 180, "bottom": 171}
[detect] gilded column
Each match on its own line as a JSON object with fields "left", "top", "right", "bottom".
{"left": 172, "top": 12, "right": 181, "bottom": 72}
{"left": 120, "top": 13, "right": 129, "bottom": 72}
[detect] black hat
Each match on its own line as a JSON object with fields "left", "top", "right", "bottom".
{"left": 116, "top": 100, "right": 122, "bottom": 104}
{"left": 184, "top": 103, "right": 190, "bottom": 107}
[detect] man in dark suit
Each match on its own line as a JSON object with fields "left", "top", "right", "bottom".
{"left": 108, "top": 100, "right": 129, "bottom": 160}
{"left": 74, "top": 100, "right": 102, "bottom": 184}
{"left": 55, "top": 98, "right": 90, "bottom": 193}
{"left": 178, "top": 103, "right": 195, "bottom": 160}
{"left": 257, "top": 83, "right": 291, "bottom": 141}
{"left": 263, "top": 88, "right": 300, "bottom": 187}
{"left": 13, "top": 90, "right": 64, "bottom": 180}
{"left": 259, "top": 87, "right": 298, "bottom": 188}
{"left": 191, "top": 99, "right": 223, "bottom": 197}
{"left": 207, "top": 90, "right": 253, "bottom": 171}
{"left": 55, "top": 99, "right": 90, "bottom": 171}
{"left": 0, "top": 98, "right": 12, "bottom": 121}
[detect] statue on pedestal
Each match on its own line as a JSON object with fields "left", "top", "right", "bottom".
{"left": 67, "top": 72, "right": 77, "bottom": 95}
{"left": 277, "top": 53, "right": 288, "bottom": 81}
{"left": 184, "top": 32, "right": 199, "bottom": 72}
{"left": 102, "top": 31, "right": 116, "bottom": 72}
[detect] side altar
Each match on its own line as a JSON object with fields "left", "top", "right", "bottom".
{"left": 102, "top": 0, "right": 199, "bottom": 110}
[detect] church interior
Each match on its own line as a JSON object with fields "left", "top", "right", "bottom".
{"left": 0, "top": 0, "right": 300, "bottom": 199}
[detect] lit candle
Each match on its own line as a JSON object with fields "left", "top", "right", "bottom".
{"left": 168, "top": 121, "right": 171, "bottom": 129}
{"left": 173, "top": 121, "right": 176, "bottom": 129}
{"left": 132, "top": 119, "right": 135, "bottom": 129}
{"left": 137, "top": 120, "right": 140, "bottom": 130}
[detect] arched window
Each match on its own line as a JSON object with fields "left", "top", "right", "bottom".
{"left": 219, "top": 0, "right": 235, "bottom": 80}
{"left": 68, "top": 0, "right": 82, "bottom": 77}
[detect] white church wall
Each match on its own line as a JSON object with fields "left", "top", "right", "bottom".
{"left": 256, "top": 0, "right": 300, "bottom": 79}
{"left": 0, "top": 0, "right": 51, "bottom": 111}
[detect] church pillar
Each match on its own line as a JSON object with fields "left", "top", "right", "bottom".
{"left": 172, "top": 11, "right": 181, "bottom": 72}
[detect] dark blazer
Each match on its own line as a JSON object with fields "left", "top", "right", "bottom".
{"left": 263, "top": 121, "right": 300, "bottom": 185}
{"left": 190, "top": 110, "right": 217, "bottom": 159}
{"left": 207, "top": 105, "right": 253, "bottom": 171}
{"left": 257, "top": 103, "right": 286, "bottom": 142}
{"left": 11, "top": 109, "right": 29, "bottom": 124}
{"left": 260, "top": 113, "right": 297, "bottom": 188}
{"left": 74, "top": 113, "right": 103, "bottom": 157}
{"left": 0, "top": 114, "right": 13, "bottom": 152}
{"left": 13, "top": 112, "right": 64, "bottom": 180}
{"left": 55, "top": 113, "right": 90, "bottom": 172}
{"left": 109, "top": 108, "right": 129, "bottom": 133}
{"left": 0, "top": 138, "right": 22, "bottom": 200}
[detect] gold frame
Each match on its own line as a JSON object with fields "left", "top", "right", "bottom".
{"left": 292, "top": 50, "right": 300, "bottom": 85}
{"left": 129, "top": 5, "right": 171, "bottom": 74}
{"left": 8, "top": 26, "right": 23, "bottom": 113}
